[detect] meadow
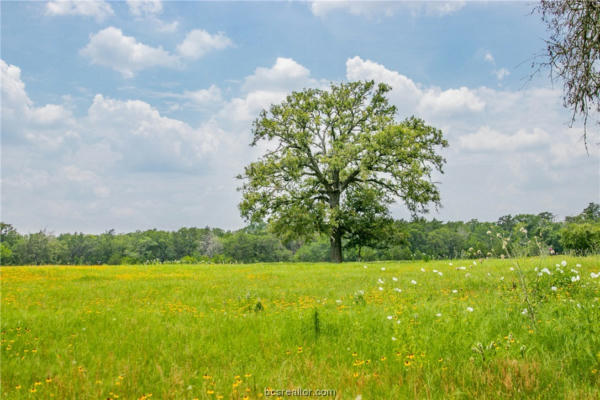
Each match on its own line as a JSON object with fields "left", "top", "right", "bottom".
{"left": 1, "top": 256, "right": 599, "bottom": 399}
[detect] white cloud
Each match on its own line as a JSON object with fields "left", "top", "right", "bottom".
{"left": 346, "top": 56, "right": 484, "bottom": 115}
{"left": 242, "top": 57, "right": 313, "bottom": 92}
{"left": 80, "top": 27, "right": 179, "bottom": 78}
{"left": 154, "top": 20, "right": 179, "bottom": 33}
{"left": 86, "top": 94, "right": 218, "bottom": 170}
{"left": 126, "top": 0, "right": 179, "bottom": 33}
{"left": 80, "top": 27, "right": 233, "bottom": 77}
{"left": 182, "top": 85, "right": 223, "bottom": 107}
{"left": 220, "top": 57, "right": 326, "bottom": 126}
{"left": 310, "top": 1, "right": 465, "bottom": 18}
{"left": 494, "top": 68, "right": 510, "bottom": 80}
{"left": 420, "top": 87, "right": 485, "bottom": 113}
{"left": 176, "top": 29, "right": 233, "bottom": 60}
{"left": 1, "top": 59, "right": 75, "bottom": 146}
{"left": 46, "top": 0, "right": 114, "bottom": 21}
{"left": 484, "top": 51, "right": 495, "bottom": 63}
{"left": 126, "top": 0, "right": 162, "bottom": 16}
{"left": 458, "top": 127, "right": 550, "bottom": 152}
{"left": 219, "top": 90, "right": 289, "bottom": 125}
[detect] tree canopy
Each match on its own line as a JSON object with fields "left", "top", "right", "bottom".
{"left": 238, "top": 80, "right": 448, "bottom": 262}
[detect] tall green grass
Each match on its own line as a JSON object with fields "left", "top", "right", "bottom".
{"left": 1, "top": 256, "right": 599, "bottom": 399}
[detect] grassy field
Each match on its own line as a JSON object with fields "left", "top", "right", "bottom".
{"left": 1, "top": 256, "right": 599, "bottom": 399}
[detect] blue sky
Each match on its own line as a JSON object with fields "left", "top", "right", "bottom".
{"left": 1, "top": 0, "right": 598, "bottom": 233}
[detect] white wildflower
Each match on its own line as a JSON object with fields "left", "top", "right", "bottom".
{"left": 410, "top": 280, "right": 417, "bottom": 285}
{"left": 551, "top": 286, "right": 557, "bottom": 291}
{"left": 561, "top": 260, "right": 567, "bottom": 267}
{"left": 466, "top": 307, "right": 474, "bottom": 312}
{"left": 571, "top": 275, "right": 580, "bottom": 282}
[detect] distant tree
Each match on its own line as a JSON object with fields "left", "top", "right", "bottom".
{"left": 566, "top": 202, "right": 600, "bottom": 223}
{"left": 223, "top": 231, "right": 291, "bottom": 263}
{"left": 560, "top": 222, "right": 600, "bottom": 253}
{"left": 0, "top": 223, "right": 20, "bottom": 265}
{"left": 581, "top": 202, "right": 600, "bottom": 221}
{"left": 239, "top": 81, "right": 447, "bottom": 262}
{"left": 534, "top": 0, "right": 600, "bottom": 148}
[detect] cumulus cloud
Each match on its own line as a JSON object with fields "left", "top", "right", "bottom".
{"left": 176, "top": 29, "right": 233, "bottom": 60}
{"left": 126, "top": 0, "right": 179, "bottom": 33}
{"left": 459, "top": 127, "right": 550, "bottom": 152}
{"left": 242, "top": 57, "right": 315, "bottom": 92}
{"left": 182, "top": 85, "right": 223, "bottom": 107}
{"left": 346, "top": 56, "right": 484, "bottom": 115}
{"left": 218, "top": 57, "right": 327, "bottom": 127}
{"left": 420, "top": 87, "right": 485, "bottom": 113}
{"left": 310, "top": 0, "right": 465, "bottom": 18}
{"left": 1, "top": 59, "right": 75, "bottom": 146}
{"left": 80, "top": 27, "right": 179, "bottom": 78}
{"left": 2, "top": 58, "right": 221, "bottom": 212}
{"left": 126, "top": 0, "right": 162, "bottom": 16}
{"left": 86, "top": 94, "right": 218, "bottom": 171}
{"left": 45, "top": 0, "right": 114, "bottom": 21}
{"left": 80, "top": 27, "right": 232, "bottom": 77}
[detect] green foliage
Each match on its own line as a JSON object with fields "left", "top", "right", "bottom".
{"left": 560, "top": 222, "right": 600, "bottom": 254}
{"left": 239, "top": 80, "right": 448, "bottom": 262}
{"left": 293, "top": 237, "right": 330, "bottom": 262}
{"left": 0, "top": 203, "right": 598, "bottom": 266}
{"left": 222, "top": 231, "right": 292, "bottom": 263}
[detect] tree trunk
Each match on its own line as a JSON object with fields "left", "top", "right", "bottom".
{"left": 328, "top": 188, "right": 343, "bottom": 263}
{"left": 330, "top": 229, "right": 343, "bottom": 263}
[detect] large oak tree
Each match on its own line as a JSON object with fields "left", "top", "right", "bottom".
{"left": 238, "top": 81, "right": 448, "bottom": 262}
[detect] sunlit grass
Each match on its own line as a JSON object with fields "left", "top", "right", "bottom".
{"left": 1, "top": 256, "right": 599, "bottom": 399}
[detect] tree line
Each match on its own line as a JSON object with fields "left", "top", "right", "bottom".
{"left": 1, "top": 203, "right": 598, "bottom": 265}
